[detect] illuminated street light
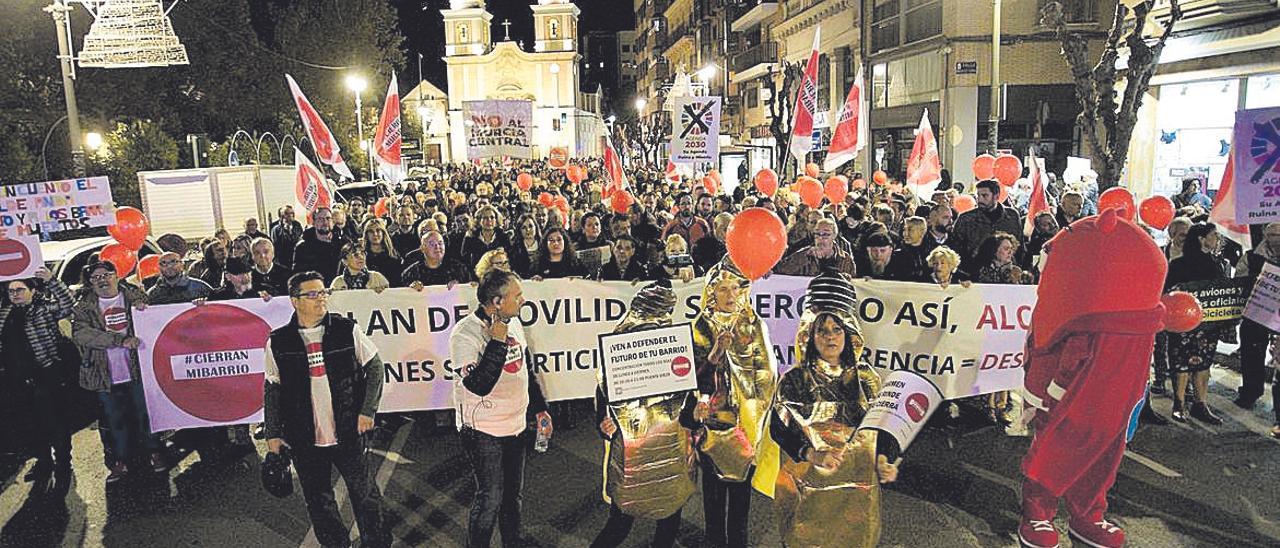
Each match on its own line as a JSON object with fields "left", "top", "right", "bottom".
{"left": 345, "top": 74, "right": 367, "bottom": 94}
{"left": 696, "top": 64, "right": 717, "bottom": 82}
{"left": 634, "top": 98, "right": 647, "bottom": 112}
{"left": 84, "top": 131, "right": 103, "bottom": 151}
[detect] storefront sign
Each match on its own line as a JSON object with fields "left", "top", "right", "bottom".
{"left": 1231, "top": 106, "right": 1280, "bottom": 223}
{"left": 599, "top": 324, "right": 697, "bottom": 403}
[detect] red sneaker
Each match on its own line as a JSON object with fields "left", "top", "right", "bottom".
{"left": 1068, "top": 518, "right": 1125, "bottom": 548}
{"left": 1018, "top": 518, "right": 1059, "bottom": 548}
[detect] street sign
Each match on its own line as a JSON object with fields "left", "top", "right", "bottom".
{"left": 956, "top": 61, "right": 978, "bottom": 74}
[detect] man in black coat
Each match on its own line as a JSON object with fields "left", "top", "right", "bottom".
{"left": 292, "top": 207, "right": 345, "bottom": 282}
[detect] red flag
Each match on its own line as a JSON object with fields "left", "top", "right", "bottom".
{"left": 824, "top": 63, "right": 867, "bottom": 173}
{"left": 603, "top": 135, "right": 629, "bottom": 198}
{"left": 788, "top": 27, "right": 821, "bottom": 165}
{"left": 665, "top": 160, "right": 681, "bottom": 182}
{"left": 373, "top": 73, "right": 402, "bottom": 183}
{"left": 1024, "top": 146, "right": 1050, "bottom": 238}
{"left": 906, "top": 109, "right": 941, "bottom": 194}
{"left": 1210, "top": 151, "right": 1253, "bottom": 251}
{"left": 294, "top": 147, "right": 332, "bottom": 213}
{"left": 285, "top": 74, "right": 354, "bottom": 180}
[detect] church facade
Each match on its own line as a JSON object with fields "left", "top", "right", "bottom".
{"left": 441, "top": 0, "right": 605, "bottom": 162}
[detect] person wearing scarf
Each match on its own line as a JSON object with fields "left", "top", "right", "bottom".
{"left": 331, "top": 242, "right": 390, "bottom": 293}
{"left": 770, "top": 272, "right": 900, "bottom": 547}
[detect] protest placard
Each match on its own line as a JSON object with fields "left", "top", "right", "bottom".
{"left": 464, "top": 100, "right": 533, "bottom": 159}
{"left": 1172, "top": 278, "right": 1250, "bottom": 323}
{"left": 671, "top": 96, "right": 720, "bottom": 164}
{"left": 1231, "top": 106, "right": 1280, "bottom": 224}
{"left": 1244, "top": 262, "right": 1280, "bottom": 331}
{"left": 599, "top": 324, "right": 697, "bottom": 403}
{"left": 0, "top": 176, "right": 116, "bottom": 237}
{"left": 858, "top": 370, "right": 945, "bottom": 452}
{"left": 0, "top": 233, "right": 44, "bottom": 282}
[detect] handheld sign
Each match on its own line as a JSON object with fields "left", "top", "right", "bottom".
{"left": 599, "top": 323, "right": 697, "bottom": 403}
{"left": 858, "top": 370, "right": 944, "bottom": 452}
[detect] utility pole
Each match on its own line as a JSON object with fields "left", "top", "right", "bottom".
{"left": 988, "top": 0, "right": 1002, "bottom": 153}
{"left": 45, "top": 0, "right": 85, "bottom": 177}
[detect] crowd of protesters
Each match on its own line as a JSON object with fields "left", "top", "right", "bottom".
{"left": 1, "top": 154, "right": 1277, "bottom": 543}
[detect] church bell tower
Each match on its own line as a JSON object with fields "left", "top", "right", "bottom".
{"left": 531, "top": 0, "right": 579, "bottom": 53}
{"left": 442, "top": 0, "right": 492, "bottom": 57}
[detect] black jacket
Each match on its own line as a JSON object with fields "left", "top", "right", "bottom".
{"left": 292, "top": 227, "right": 345, "bottom": 281}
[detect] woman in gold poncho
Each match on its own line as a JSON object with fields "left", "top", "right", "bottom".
{"left": 590, "top": 279, "right": 697, "bottom": 548}
{"left": 771, "top": 272, "right": 901, "bottom": 548}
{"left": 690, "top": 259, "right": 780, "bottom": 548}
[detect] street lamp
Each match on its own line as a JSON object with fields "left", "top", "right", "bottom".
{"left": 345, "top": 74, "right": 370, "bottom": 180}
{"left": 634, "top": 98, "right": 647, "bottom": 113}
{"left": 84, "top": 131, "right": 102, "bottom": 152}
{"left": 696, "top": 64, "right": 717, "bottom": 82}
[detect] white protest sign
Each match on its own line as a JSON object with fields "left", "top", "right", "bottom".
{"left": 671, "top": 96, "right": 721, "bottom": 164}
{"left": 1232, "top": 107, "right": 1280, "bottom": 224}
{"left": 1244, "top": 262, "right": 1280, "bottom": 332}
{"left": 599, "top": 324, "right": 697, "bottom": 403}
{"left": 859, "top": 370, "right": 945, "bottom": 452}
{"left": 0, "top": 176, "right": 116, "bottom": 237}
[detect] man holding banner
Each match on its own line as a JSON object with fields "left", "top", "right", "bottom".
{"left": 263, "top": 272, "right": 388, "bottom": 548}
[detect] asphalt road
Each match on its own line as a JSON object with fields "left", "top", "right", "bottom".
{"left": 1, "top": 366, "right": 1278, "bottom": 548}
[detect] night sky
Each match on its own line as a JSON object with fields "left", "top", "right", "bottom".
{"left": 395, "top": 0, "right": 634, "bottom": 93}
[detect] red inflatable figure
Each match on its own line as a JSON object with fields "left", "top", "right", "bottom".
{"left": 1019, "top": 208, "right": 1181, "bottom": 548}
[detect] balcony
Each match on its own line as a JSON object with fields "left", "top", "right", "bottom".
{"left": 1037, "top": 0, "right": 1097, "bottom": 24}
{"left": 664, "top": 23, "right": 694, "bottom": 56}
{"left": 653, "top": 59, "right": 672, "bottom": 81}
{"left": 730, "top": 42, "right": 776, "bottom": 82}
{"left": 732, "top": 0, "right": 779, "bottom": 32}
{"left": 1151, "top": 0, "right": 1280, "bottom": 31}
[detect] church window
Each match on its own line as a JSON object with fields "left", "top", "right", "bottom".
{"left": 549, "top": 19, "right": 560, "bottom": 39}
{"left": 458, "top": 23, "right": 468, "bottom": 42}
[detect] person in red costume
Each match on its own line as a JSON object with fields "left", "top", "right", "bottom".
{"left": 1018, "top": 208, "right": 1188, "bottom": 548}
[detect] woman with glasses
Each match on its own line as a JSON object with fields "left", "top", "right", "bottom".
{"left": 1, "top": 267, "right": 76, "bottom": 482}
{"left": 331, "top": 242, "right": 390, "bottom": 293}
{"left": 475, "top": 249, "right": 513, "bottom": 280}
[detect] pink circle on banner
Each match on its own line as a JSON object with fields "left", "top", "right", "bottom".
{"left": 905, "top": 393, "right": 930, "bottom": 423}
{"left": 152, "top": 304, "right": 272, "bottom": 422}
{"left": 670, "top": 355, "right": 692, "bottom": 377}
{"left": 0, "top": 238, "right": 33, "bottom": 277}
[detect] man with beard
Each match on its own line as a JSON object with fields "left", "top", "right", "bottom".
{"left": 249, "top": 238, "right": 291, "bottom": 296}
{"left": 775, "top": 218, "right": 857, "bottom": 277}
{"left": 293, "top": 207, "right": 345, "bottom": 281}
{"left": 888, "top": 216, "right": 932, "bottom": 282}
{"left": 695, "top": 193, "right": 715, "bottom": 224}
{"left": 147, "top": 252, "right": 213, "bottom": 304}
{"left": 924, "top": 202, "right": 954, "bottom": 250}
{"left": 950, "top": 179, "right": 1023, "bottom": 266}
{"left": 691, "top": 213, "right": 732, "bottom": 272}
{"left": 661, "top": 192, "right": 711, "bottom": 248}
{"left": 271, "top": 205, "right": 304, "bottom": 271}
{"left": 857, "top": 233, "right": 896, "bottom": 280}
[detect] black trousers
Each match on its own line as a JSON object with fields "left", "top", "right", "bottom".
{"left": 460, "top": 427, "right": 527, "bottom": 548}
{"left": 589, "top": 503, "right": 683, "bottom": 548}
{"left": 28, "top": 378, "right": 72, "bottom": 466}
{"left": 700, "top": 461, "right": 752, "bottom": 548}
{"left": 292, "top": 439, "right": 388, "bottom": 548}
{"left": 1238, "top": 319, "right": 1272, "bottom": 403}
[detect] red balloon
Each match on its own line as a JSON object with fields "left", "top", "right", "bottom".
{"left": 702, "top": 176, "right": 719, "bottom": 195}
{"left": 1162, "top": 291, "right": 1203, "bottom": 333}
{"left": 517, "top": 172, "right": 534, "bottom": 192}
{"left": 804, "top": 163, "right": 820, "bottom": 179}
{"left": 538, "top": 192, "right": 554, "bottom": 207}
{"left": 851, "top": 178, "right": 867, "bottom": 190}
{"left": 993, "top": 155, "right": 1022, "bottom": 187}
{"left": 707, "top": 169, "right": 722, "bottom": 185}
{"left": 972, "top": 154, "right": 996, "bottom": 181}
{"left": 824, "top": 177, "right": 849, "bottom": 204}
{"left": 137, "top": 254, "right": 160, "bottom": 280}
{"left": 100, "top": 243, "right": 137, "bottom": 277}
{"left": 1099, "top": 187, "right": 1136, "bottom": 220}
{"left": 610, "top": 189, "right": 634, "bottom": 214}
{"left": 566, "top": 165, "right": 586, "bottom": 184}
{"left": 553, "top": 196, "right": 569, "bottom": 211}
{"left": 755, "top": 168, "right": 779, "bottom": 197}
{"left": 796, "top": 177, "right": 824, "bottom": 208}
{"left": 873, "top": 170, "right": 888, "bottom": 186}
{"left": 1139, "top": 195, "right": 1175, "bottom": 230}
{"left": 954, "top": 194, "right": 976, "bottom": 213}
{"left": 998, "top": 185, "right": 1009, "bottom": 203}
{"left": 373, "top": 197, "right": 390, "bottom": 218}
{"left": 108, "top": 206, "right": 150, "bottom": 251}
{"left": 726, "top": 208, "right": 787, "bottom": 280}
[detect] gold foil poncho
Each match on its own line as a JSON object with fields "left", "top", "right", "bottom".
{"left": 774, "top": 272, "right": 884, "bottom": 547}
{"left": 600, "top": 280, "right": 696, "bottom": 520}
{"left": 692, "top": 261, "right": 780, "bottom": 495}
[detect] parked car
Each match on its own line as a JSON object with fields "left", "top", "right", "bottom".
{"left": 334, "top": 181, "right": 393, "bottom": 205}
{"left": 41, "top": 235, "right": 163, "bottom": 288}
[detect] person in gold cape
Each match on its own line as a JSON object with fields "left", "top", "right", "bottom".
{"left": 690, "top": 258, "right": 780, "bottom": 548}
{"left": 770, "top": 271, "right": 901, "bottom": 547}
{"left": 590, "top": 279, "right": 697, "bottom": 548}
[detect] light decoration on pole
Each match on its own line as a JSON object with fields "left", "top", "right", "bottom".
{"left": 76, "top": 0, "right": 189, "bottom": 68}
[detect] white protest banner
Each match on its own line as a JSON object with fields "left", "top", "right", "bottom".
{"left": 1244, "top": 262, "right": 1280, "bottom": 331}
{"left": 599, "top": 324, "right": 697, "bottom": 403}
{"left": 134, "top": 277, "right": 1035, "bottom": 430}
{"left": 464, "top": 100, "right": 533, "bottom": 160}
{"left": 0, "top": 176, "right": 116, "bottom": 236}
{"left": 0, "top": 233, "right": 44, "bottom": 281}
{"left": 135, "top": 298, "right": 294, "bottom": 432}
{"left": 1231, "top": 106, "right": 1280, "bottom": 224}
{"left": 671, "top": 96, "right": 721, "bottom": 164}
{"left": 859, "top": 370, "right": 945, "bottom": 452}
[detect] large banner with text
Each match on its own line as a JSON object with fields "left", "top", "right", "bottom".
{"left": 134, "top": 277, "right": 1036, "bottom": 431}
{"left": 463, "top": 100, "right": 533, "bottom": 160}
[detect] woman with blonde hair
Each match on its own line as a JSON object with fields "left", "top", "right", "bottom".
{"left": 925, "top": 246, "right": 971, "bottom": 288}
{"left": 474, "top": 248, "right": 513, "bottom": 280}
{"left": 362, "top": 219, "right": 402, "bottom": 286}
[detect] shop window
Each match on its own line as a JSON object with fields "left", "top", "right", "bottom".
{"left": 1152, "top": 79, "right": 1239, "bottom": 195}
{"left": 1247, "top": 74, "right": 1280, "bottom": 109}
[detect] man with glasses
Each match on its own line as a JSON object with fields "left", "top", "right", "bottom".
{"left": 661, "top": 191, "right": 711, "bottom": 248}
{"left": 775, "top": 218, "right": 857, "bottom": 277}
{"left": 263, "top": 271, "right": 388, "bottom": 548}
{"left": 293, "top": 207, "right": 346, "bottom": 282}
{"left": 146, "top": 251, "right": 213, "bottom": 305}
{"left": 401, "top": 230, "right": 471, "bottom": 289}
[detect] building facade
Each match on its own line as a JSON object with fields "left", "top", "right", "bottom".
{"left": 441, "top": 0, "right": 605, "bottom": 162}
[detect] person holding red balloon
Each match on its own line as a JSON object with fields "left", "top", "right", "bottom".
{"left": 70, "top": 260, "right": 165, "bottom": 483}
{"left": 1163, "top": 223, "right": 1229, "bottom": 425}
